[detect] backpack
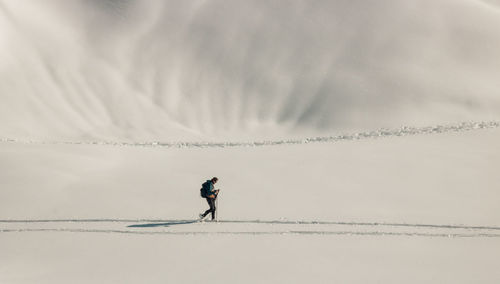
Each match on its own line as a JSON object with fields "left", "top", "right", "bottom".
{"left": 200, "top": 181, "right": 211, "bottom": 198}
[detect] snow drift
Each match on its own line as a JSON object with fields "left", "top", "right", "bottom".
{"left": 1, "top": 0, "right": 499, "bottom": 140}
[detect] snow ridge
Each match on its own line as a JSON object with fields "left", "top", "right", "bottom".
{"left": 1, "top": 121, "right": 498, "bottom": 148}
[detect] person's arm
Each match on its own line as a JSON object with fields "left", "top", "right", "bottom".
{"left": 208, "top": 185, "right": 219, "bottom": 198}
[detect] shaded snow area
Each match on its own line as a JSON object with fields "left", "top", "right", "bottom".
{"left": 1, "top": 0, "right": 500, "bottom": 141}
{"left": 1, "top": 0, "right": 500, "bottom": 283}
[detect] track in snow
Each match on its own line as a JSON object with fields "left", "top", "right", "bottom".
{"left": 2, "top": 219, "right": 500, "bottom": 230}
{"left": 1, "top": 219, "right": 499, "bottom": 238}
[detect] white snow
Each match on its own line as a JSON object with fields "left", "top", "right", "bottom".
{"left": 1, "top": 127, "right": 500, "bottom": 283}
{"left": 1, "top": 0, "right": 500, "bottom": 283}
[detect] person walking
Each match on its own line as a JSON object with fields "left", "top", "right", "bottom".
{"left": 200, "top": 177, "right": 219, "bottom": 221}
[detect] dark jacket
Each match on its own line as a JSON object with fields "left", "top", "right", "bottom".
{"left": 203, "top": 180, "right": 216, "bottom": 198}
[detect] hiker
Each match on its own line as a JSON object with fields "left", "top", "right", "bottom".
{"left": 200, "top": 177, "right": 219, "bottom": 220}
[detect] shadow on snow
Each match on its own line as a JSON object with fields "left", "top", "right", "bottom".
{"left": 128, "top": 220, "right": 199, "bottom": 228}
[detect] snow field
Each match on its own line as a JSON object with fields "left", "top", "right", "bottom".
{"left": 1, "top": 231, "right": 500, "bottom": 284}
{"left": 1, "top": 127, "right": 499, "bottom": 283}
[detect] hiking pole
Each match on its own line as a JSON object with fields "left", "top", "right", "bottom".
{"left": 215, "top": 191, "right": 219, "bottom": 221}
{"left": 215, "top": 191, "right": 220, "bottom": 222}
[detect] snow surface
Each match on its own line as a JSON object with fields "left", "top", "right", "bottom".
{"left": 1, "top": 128, "right": 500, "bottom": 283}
{"left": 1, "top": 0, "right": 500, "bottom": 283}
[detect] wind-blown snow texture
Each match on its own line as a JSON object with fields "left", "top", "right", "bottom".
{"left": 1, "top": 0, "right": 500, "bottom": 141}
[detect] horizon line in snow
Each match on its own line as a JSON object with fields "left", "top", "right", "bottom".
{"left": 1, "top": 121, "right": 498, "bottom": 148}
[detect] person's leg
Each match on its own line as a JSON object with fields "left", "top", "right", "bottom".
{"left": 209, "top": 198, "right": 216, "bottom": 220}
{"left": 202, "top": 198, "right": 212, "bottom": 217}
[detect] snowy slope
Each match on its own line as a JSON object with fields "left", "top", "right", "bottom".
{"left": 1, "top": 0, "right": 500, "bottom": 140}
{"left": 1, "top": 0, "right": 500, "bottom": 283}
